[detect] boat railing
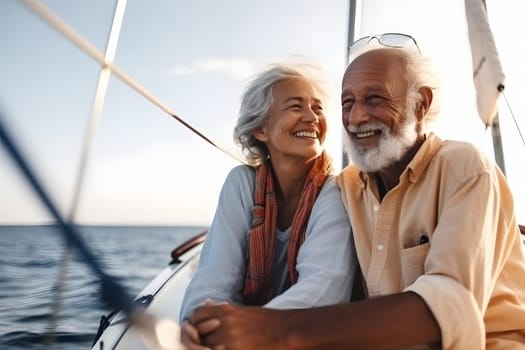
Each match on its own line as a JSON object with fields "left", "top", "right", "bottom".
{"left": 170, "top": 230, "right": 208, "bottom": 264}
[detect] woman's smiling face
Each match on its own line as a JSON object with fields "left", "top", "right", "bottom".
{"left": 253, "top": 76, "right": 327, "bottom": 163}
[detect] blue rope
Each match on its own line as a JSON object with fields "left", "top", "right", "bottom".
{"left": 0, "top": 114, "right": 134, "bottom": 314}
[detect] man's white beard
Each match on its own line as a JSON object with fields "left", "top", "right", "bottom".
{"left": 343, "top": 109, "right": 418, "bottom": 172}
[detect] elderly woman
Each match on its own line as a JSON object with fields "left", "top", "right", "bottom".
{"left": 179, "top": 62, "right": 356, "bottom": 348}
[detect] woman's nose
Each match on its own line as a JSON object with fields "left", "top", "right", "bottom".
{"left": 304, "top": 107, "right": 320, "bottom": 123}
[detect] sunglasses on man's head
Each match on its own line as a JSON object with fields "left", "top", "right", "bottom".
{"left": 349, "top": 33, "right": 421, "bottom": 56}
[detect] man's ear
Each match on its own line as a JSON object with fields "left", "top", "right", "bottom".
{"left": 417, "top": 86, "right": 433, "bottom": 120}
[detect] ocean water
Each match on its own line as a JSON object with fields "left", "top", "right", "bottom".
{"left": 0, "top": 225, "right": 206, "bottom": 350}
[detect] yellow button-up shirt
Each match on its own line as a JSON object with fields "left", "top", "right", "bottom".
{"left": 338, "top": 133, "right": 525, "bottom": 349}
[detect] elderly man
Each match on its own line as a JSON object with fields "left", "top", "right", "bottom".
{"left": 189, "top": 34, "right": 525, "bottom": 350}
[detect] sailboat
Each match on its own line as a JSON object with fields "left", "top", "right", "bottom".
{"left": 0, "top": 0, "right": 523, "bottom": 349}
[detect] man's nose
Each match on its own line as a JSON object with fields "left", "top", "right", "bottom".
{"left": 344, "top": 102, "right": 369, "bottom": 126}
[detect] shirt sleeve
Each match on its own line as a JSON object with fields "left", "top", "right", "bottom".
{"left": 265, "top": 176, "right": 356, "bottom": 309}
{"left": 405, "top": 166, "right": 510, "bottom": 349}
{"left": 178, "top": 165, "right": 254, "bottom": 322}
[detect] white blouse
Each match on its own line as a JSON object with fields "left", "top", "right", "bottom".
{"left": 179, "top": 164, "right": 356, "bottom": 322}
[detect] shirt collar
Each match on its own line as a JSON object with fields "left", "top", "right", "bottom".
{"left": 403, "top": 133, "right": 443, "bottom": 183}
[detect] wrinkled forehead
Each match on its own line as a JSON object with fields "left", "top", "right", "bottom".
{"left": 342, "top": 48, "right": 410, "bottom": 88}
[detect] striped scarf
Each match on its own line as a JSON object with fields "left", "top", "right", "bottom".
{"left": 242, "top": 151, "right": 333, "bottom": 305}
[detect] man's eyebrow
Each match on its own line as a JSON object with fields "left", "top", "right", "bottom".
{"left": 341, "top": 89, "right": 353, "bottom": 99}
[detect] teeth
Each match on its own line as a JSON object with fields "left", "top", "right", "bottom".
{"left": 355, "top": 131, "right": 375, "bottom": 138}
{"left": 347, "top": 121, "right": 385, "bottom": 139}
{"left": 294, "top": 131, "right": 317, "bottom": 138}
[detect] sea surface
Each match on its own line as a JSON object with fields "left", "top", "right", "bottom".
{"left": 0, "top": 225, "right": 206, "bottom": 350}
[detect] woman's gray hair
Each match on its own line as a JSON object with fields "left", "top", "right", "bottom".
{"left": 233, "top": 61, "right": 331, "bottom": 166}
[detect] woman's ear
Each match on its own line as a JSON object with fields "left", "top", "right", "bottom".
{"left": 252, "top": 127, "right": 268, "bottom": 142}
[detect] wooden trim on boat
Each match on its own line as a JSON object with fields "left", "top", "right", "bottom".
{"left": 170, "top": 230, "right": 207, "bottom": 264}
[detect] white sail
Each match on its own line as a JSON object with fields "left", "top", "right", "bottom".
{"left": 464, "top": 0, "right": 505, "bottom": 127}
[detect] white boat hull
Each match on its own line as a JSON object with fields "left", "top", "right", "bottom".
{"left": 91, "top": 236, "right": 204, "bottom": 350}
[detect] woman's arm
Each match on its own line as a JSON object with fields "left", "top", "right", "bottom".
{"left": 179, "top": 165, "right": 255, "bottom": 322}
{"left": 265, "top": 176, "right": 356, "bottom": 309}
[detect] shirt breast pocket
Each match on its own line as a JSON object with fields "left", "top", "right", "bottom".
{"left": 400, "top": 242, "right": 429, "bottom": 287}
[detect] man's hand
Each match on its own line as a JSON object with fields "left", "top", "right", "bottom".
{"left": 191, "top": 303, "right": 287, "bottom": 350}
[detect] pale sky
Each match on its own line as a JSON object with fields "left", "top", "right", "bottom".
{"left": 1, "top": 0, "right": 524, "bottom": 226}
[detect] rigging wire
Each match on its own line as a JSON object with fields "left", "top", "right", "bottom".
{"left": 0, "top": 116, "right": 134, "bottom": 314}
{"left": 500, "top": 90, "right": 525, "bottom": 149}
{"left": 14, "top": 0, "right": 239, "bottom": 348}
{"left": 44, "top": 0, "right": 129, "bottom": 347}
{"left": 68, "top": 0, "right": 127, "bottom": 220}
{"left": 0, "top": 113, "right": 184, "bottom": 349}
{"left": 21, "top": 0, "right": 245, "bottom": 165}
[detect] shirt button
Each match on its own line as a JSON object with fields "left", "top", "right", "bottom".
{"left": 373, "top": 205, "right": 379, "bottom": 212}
{"left": 377, "top": 244, "right": 384, "bottom": 251}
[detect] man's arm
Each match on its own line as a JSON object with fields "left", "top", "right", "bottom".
{"left": 192, "top": 291, "right": 441, "bottom": 350}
